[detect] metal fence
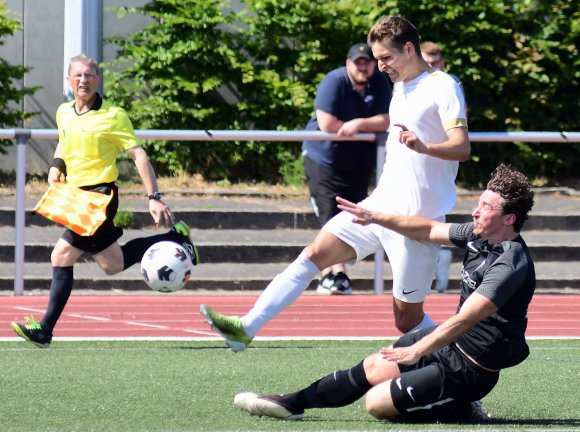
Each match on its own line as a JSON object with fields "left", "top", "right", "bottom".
{"left": 2, "top": 128, "right": 579, "bottom": 296}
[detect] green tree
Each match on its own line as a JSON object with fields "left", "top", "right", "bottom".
{"left": 105, "top": 0, "right": 385, "bottom": 182}
{"left": 105, "top": 0, "right": 579, "bottom": 186}
{"left": 397, "top": 0, "right": 580, "bottom": 186}
{"left": 0, "top": 3, "right": 39, "bottom": 153}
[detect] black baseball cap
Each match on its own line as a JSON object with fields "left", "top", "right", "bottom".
{"left": 347, "top": 43, "right": 373, "bottom": 61}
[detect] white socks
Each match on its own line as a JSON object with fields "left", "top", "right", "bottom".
{"left": 241, "top": 252, "right": 319, "bottom": 338}
{"left": 409, "top": 312, "right": 436, "bottom": 333}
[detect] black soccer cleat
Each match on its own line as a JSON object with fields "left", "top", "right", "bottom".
{"left": 171, "top": 221, "right": 200, "bottom": 266}
{"left": 11, "top": 316, "right": 52, "bottom": 348}
{"left": 330, "top": 272, "right": 353, "bottom": 295}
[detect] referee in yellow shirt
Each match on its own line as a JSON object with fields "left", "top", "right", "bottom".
{"left": 11, "top": 54, "right": 199, "bottom": 348}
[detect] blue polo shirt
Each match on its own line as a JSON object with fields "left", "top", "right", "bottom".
{"left": 302, "top": 66, "right": 391, "bottom": 171}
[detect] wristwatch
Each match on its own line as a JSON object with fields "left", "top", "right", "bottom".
{"left": 148, "top": 192, "right": 162, "bottom": 201}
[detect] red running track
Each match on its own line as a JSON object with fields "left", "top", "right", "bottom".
{"left": 1, "top": 294, "right": 579, "bottom": 340}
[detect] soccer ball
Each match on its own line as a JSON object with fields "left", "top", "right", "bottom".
{"left": 141, "top": 241, "right": 193, "bottom": 292}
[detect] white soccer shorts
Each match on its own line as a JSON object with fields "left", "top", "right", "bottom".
{"left": 322, "top": 210, "right": 439, "bottom": 303}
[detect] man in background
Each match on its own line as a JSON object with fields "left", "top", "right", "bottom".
{"left": 303, "top": 42, "right": 391, "bottom": 295}
{"left": 421, "top": 41, "right": 464, "bottom": 94}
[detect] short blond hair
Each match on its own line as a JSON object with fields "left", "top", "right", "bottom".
{"left": 68, "top": 54, "right": 100, "bottom": 77}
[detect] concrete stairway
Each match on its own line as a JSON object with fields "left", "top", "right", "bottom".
{"left": 0, "top": 190, "right": 579, "bottom": 293}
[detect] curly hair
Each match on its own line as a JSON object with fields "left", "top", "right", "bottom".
{"left": 487, "top": 164, "right": 535, "bottom": 232}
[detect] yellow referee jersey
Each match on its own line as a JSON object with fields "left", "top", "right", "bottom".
{"left": 56, "top": 98, "right": 139, "bottom": 187}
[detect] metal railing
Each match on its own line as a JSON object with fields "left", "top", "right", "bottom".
{"left": 2, "top": 128, "right": 579, "bottom": 296}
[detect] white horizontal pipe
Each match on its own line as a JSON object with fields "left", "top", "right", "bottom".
{"left": 2, "top": 129, "right": 579, "bottom": 142}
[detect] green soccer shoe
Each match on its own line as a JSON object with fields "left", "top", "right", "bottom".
{"left": 200, "top": 304, "right": 252, "bottom": 352}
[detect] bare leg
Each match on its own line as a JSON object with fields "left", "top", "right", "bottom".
{"left": 242, "top": 230, "right": 356, "bottom": 337}
{"left": 93, "top": 242, "right": 125, "bottom": 275}
{"left": 393, "top": 298, "right": 428, "bottom": 333}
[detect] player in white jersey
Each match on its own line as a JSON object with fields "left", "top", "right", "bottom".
{"left": 201, "top": 15, "right": 470, "bottom": 351}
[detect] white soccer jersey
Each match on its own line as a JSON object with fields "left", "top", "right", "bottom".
{"left": 366, "top": 68, "right": 467, "bottom": 219}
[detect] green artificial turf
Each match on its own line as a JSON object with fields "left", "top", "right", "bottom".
{"left": 0, "top": 339, "right": 578, "bottom": 431}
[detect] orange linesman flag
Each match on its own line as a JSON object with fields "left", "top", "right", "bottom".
{"left": 33, "top": 182, "right": 113, "bottom": 236}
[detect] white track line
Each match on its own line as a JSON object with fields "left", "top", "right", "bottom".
{"left": 1, "top": 335, "right": 579, "bottom": 342}
{"left": 67, "top": 313, "right": 111, "bottom": 322}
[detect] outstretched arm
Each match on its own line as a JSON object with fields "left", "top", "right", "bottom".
{"left": 336, "top": 196, "right": 454, "bottom": 246}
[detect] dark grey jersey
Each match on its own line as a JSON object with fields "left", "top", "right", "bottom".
{"left": 449, "top": 223, "right": 536, "bottom": 369}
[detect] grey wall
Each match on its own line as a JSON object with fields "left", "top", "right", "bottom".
{"left": 0, "top": 0, "right": 149, "bottom": 174}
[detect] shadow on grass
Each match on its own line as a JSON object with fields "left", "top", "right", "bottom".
{"left": 389, "top": 418, "right": 580, "bottom": 427}
{"left": 173, "top": 344, "right": 317, "bottom": 351}
{"left": 490, "top": 419, "right": 580, "bottom": 427}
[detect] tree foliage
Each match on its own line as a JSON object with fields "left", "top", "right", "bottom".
{"left": 398, "top": 0, "right": 580, "bottom": 186}
{"left": 0, "top": 3, "right": 39, "bottom": 154}
{"left": 105, "top": 0, "right": 579, "bottom": 186}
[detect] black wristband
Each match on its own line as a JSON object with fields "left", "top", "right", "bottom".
{"left": 49, "top": 158, "right": 67, "bottom": 176}
{"left": 148, "top": 192, "right": 162, "bottom": 201}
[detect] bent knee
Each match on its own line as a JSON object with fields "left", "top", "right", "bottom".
{"left": 363, "top": 352, "right": 401, "bottom": 386}
{"left": 363, "top": 353, "right": 383, "bottom": 384}
{"left": 51, "top": 249, "right": 66, "bottom": 265}
{"left": 304, "top": 232, "right": 355, "bottom": 268}
{"left": 51, "top": 246, "right": 79, "bottom": 266}
{"left": 303, "top": 243, "right": 328, "bottom": 266}
{"left": 303, "top": 244, "right": 317, "bottom": 260}
{"left": 365, "top": 386, "right": 398, "bottom": 420}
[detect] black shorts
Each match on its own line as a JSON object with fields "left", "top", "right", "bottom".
{"left": 61, "top": 183, "right": 124, "bottom": 254}
{"left": 390, "top": 327, "right": 500, "bottom": 415}
{"left": 304, "top": 157, "right": 372, "bottom": 227}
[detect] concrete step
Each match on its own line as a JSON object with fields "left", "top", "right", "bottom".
{"left": 2, "top": 209, "right": 579, "bottom": 231}
{"left": 1, "top": 190, "right": 579, "bottom": 230}
{"left": 1, "top": 190, "right": 578, "bottom": 293}
{"left": 0, "top": 227, "right": 579, "bottom": 263}
{"left": 1, "top": 261, "right": 579, "bottom": 292}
